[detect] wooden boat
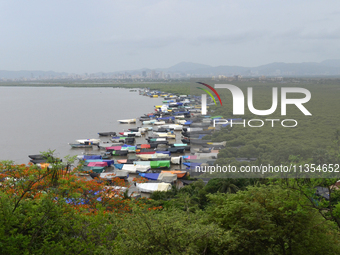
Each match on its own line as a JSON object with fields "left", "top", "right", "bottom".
{"left": 148, "top": 141, "right": 169, "bottom": 146}
{"left": 69, "top": 143, "right": 93, "bottom": 148}
{"left": 136, "top": 182, "right": 171, "bottom": 193}
{"left": 161, "top": 170, "right": 187, "bottom": 179}
{"left": 170, "top": 157, "right": 182, "bottom": 164}
{"left": 98, "top": 132, "right": 116, "bottom": 136}
{"left": 77, "top": 155, "right": 102, "bottom": 160}
{"left": 119, "top": 131, "right": 141, "bottom": 137}
{"left": 90, "top": 171, "right": 129, "bottom": 181}
{"left": 137, "top": 153, "right": 170, "bottom": 161}
{"left": 153, "top": 132, "right": 176, "bottom": 139}
{"left": 121, "top": 164, "right": 150, "bottom": 173}
{"left": 136, "top": 143, "right": 158, "bottom": 149}
{"left": 139, "top": 173, "right": 177, "bottom": 182}
{"left": 160, "top": 124, "right": 183, "bottom": 131}
{"left": 167, "top": 147, "right": 185, "bottom": 153}
{"left": 76, "top": 139, "right": 101, "bottom": 145}
{"left": 136, "top": 149, "right": 156, "bottom": 155}
{"left": 30, "top": 159, "right": 47, "bottom": 164}
{"left": 153, "top": 127, "right": 171, "bottom": 133}
{"left": 97, "top": 142, "right": 118, "bottom": 149}
{"left": 111, "top": 150, "right": 129, "bottom": 156}
{"left": 80, "top": 166, "right": 105, "bottom": 173}
{"left": 142, "top": 120, "right": 157, "bottom": 125}
{"left": 28, "top": 154, "right": 46, "bottom": 160}
{"left": 116, "top": 159, "right": 135, "bottom": 164}
{"left": 110, "top": 137, "right": 135, "bottom": 144}
{"left": 150, "top": 160, "right": 170, "bottom": 168}
{"left": 153, "top": 121, "right": 166, "bottom": 125}
{"left": 118, "top": 119, "right": 136, "bottom": 124}
{"left": 146, "top": 137, "right": 167, "bottom": 142}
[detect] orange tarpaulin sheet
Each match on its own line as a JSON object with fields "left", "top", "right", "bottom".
{"left": 161, "top": 170, "right": 187, "bottom": 179}
{"left": 141, "top": 144, "right": 151, "bottom": 149}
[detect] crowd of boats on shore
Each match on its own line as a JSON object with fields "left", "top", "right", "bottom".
{"left": 28, "top": 89, "right": 229, "bottom": 194}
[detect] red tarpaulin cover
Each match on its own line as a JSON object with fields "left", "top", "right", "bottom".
{"left": 88, "top": 162, "right": 108, "bottom": 167}
{"left": 106, "top": 146, "right": 122, "bottom": 151}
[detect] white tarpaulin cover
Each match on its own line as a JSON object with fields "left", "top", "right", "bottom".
{"left": 122, "top": 164, "right": 150, "bottom": 173}
{"left": 158, "top": 172, "right": 177, "bottom": 182}
{"left": 136, "top": 182, "right": 172, "bottom": 193}
{"left": 137, "top": 153, "right": 170, "bottom": 160}
{"left": 170, "top": 156, "right": 182, "bottom": 164}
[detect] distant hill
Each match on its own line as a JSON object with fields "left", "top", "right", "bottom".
{"left": 320, "top": 59, "right": 340, "bottom": 68}
{"left": 2, "top": 59, "right": 340, "bottom": 79}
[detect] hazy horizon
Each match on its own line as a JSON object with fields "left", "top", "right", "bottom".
{"left": 1, "top": 0, "right": 340, "bottom": 73}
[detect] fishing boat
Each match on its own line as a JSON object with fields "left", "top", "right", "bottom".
{"left": 153, "top": 132, "right": 176, "bottom": 139}
{"left": 28, "top": 154, "right": 46, "bottom": 160}
{"left": 119, "top": 131, "right": 141, "bottom": 137}
{"left": 170, "top": 156, "right": 182, "bottom": 164}
{"left": 152, "top": 121, "right": 166, "bottom": 125}
{"left": 69, "top": 143, "right": 93, "bottom": 148}
{"left": 142, "top": 119, "right": 157, "bottom": 125}
{"left": 148, "top": 140, "right": 169, "bottom": 146}
{"left": 146, "top": 137, "right": 167, "bottom": 142}
{"left": 167, "top": 147, "right": 185, "bottom": 153}
{"left": 76, "top": 139, "right": 101, "bottom": 145}
{"left": 139, "top": 172, "right": 177, "bottom": 182}
{"left": 86, "top": 159, "right": 114, "bottom": 167}
{"left": 89, "top": 171, "right": 129, "bottom": 181}
{"left": 136, "top": 149, "right": 156, "bottom": 155}
{"left": 87, "top": 161, "right": 108, "bottom": 167}
{"left": 137, "top": 153, "right": 170, "bottom": 161}
{"left": 110, "top": 137, "right": 135, "bottom": 144}
{"left": 161, "top": 170, "right": 187, "bottom": 179}
{"left": 160, "top": 124, "right": 183, "bottom": 131}
{"left": 116, "top": 159, "right": 135, "bottom": 164}
{"left": 153, "top": 127, "right": 171, "bottom": 133}
{"left": 30, "top": 159, "right": 47, "bottom": 164}
{"left": 121, "top": 146, "right": 136, "bottom": 153}
{"left": 77, "top": 155, "right": 102, "bottom": 160}
{"left": 97, "top": 142, "right": 118, "bottom": 149}
{"left": 136, "top": 182, "right": 172, "bottom": 193}
{"left": 118, "top": 119, "right": 136, "bottom": 124}
{"left": 98, "top": 132, "right": 116, "bottom": 136}
{"left": 120, "top": 164, "right": 150, "bottom": 173}
{"left": 111, "top": 150, "right": 129, "bottom": 156}
{"left": 80, "top": 166, "right": 105, "bottom": 174}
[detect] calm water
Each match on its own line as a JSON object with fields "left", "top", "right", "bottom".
{"left": 0, "top": 87, "right": 163, "bottom": 164}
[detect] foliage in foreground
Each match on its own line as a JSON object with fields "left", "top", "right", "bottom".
{"left": 1, "top": 149, "right": 340, "bottom": 254}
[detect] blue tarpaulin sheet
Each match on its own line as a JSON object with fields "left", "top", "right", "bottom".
{"left": 113, "top": 164, "right": 124, "bottom": 170}
{"left": 139, "top": 173, "right": 160, "bottom": 180}
{"left": 83, "top": 155, "right": 102, "bottom": 160}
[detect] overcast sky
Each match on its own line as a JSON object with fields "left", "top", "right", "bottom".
{"left": 1, "top": 0, "right": 340, "bottom": 73}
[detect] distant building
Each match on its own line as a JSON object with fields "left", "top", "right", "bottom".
{"left": 151, "top": 70, "right": 156, "bottom": 79}
{"left": 234, "top": 75, "right": 242, "bottom": 81}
